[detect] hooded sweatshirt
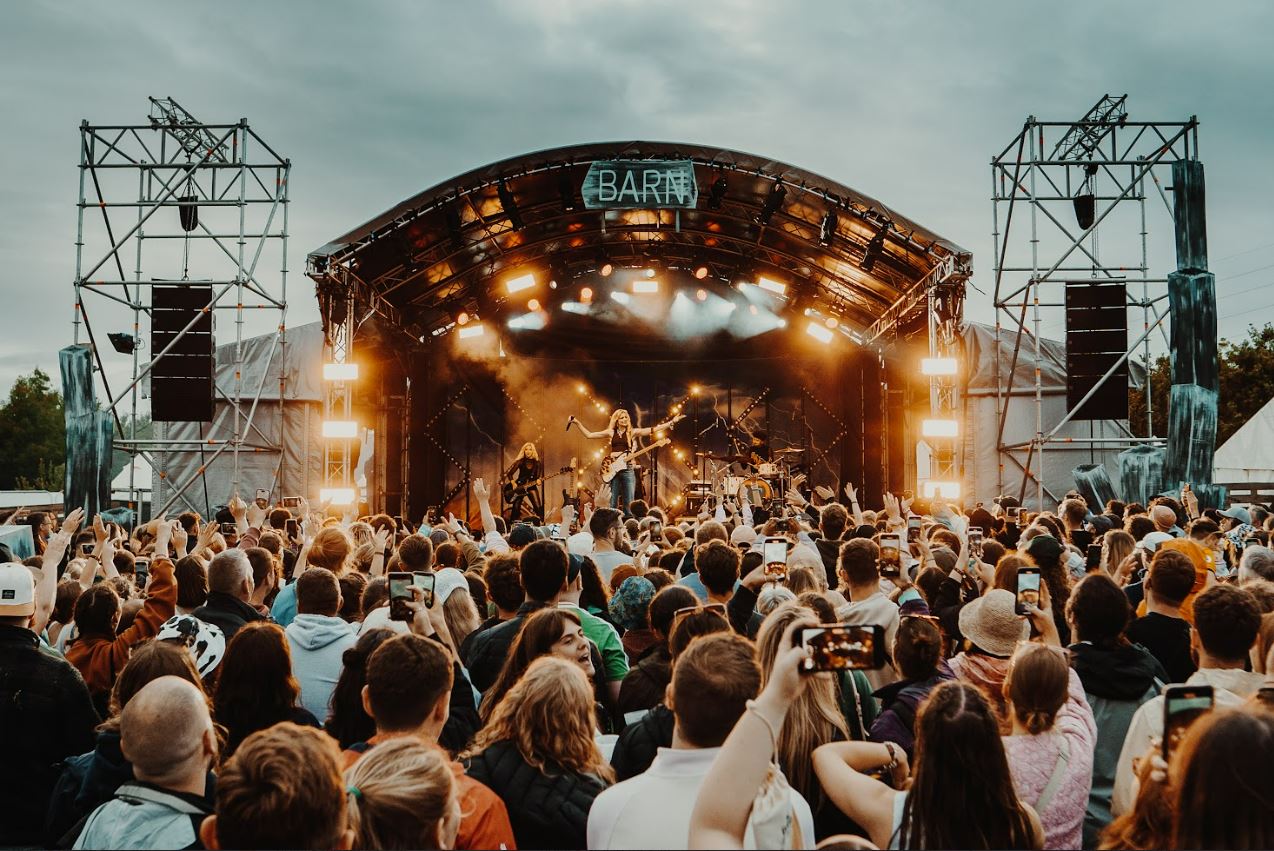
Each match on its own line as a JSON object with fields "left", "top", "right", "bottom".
{"left": 1069, "top": 640, "right": 1166, "bottom": 848}
{"left": 285, "top": 614, "right": 357, "bottom": 722}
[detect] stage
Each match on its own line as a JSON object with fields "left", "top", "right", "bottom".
{"left": 307, "top": 142, "right": 970, "bottom": 520}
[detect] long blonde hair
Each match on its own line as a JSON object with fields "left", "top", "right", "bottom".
{"left": 344, "top": 738, "right": 456, "bottom": 850}
{"left": 463, "top": 656, "right": 614, "bottom": 782}
{"left": 518, "top": 442, "right": 539, "bottom": 462}
{"left": 608, "top": 409, "right": 631, "bottom": 435}
{"left": 1102, "top": 530, "right": 1135, "bottom": 576}
{"left": 756, "top": 600, "right": 850, "bottom": 810}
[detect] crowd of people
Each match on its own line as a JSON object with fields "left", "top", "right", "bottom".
{"left": 2, "top": 478, "right": 1274, "bottom": 850}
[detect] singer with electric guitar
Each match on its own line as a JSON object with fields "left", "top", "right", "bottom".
{"left": 567, "top": 407, "right": 684, "bottom": 515}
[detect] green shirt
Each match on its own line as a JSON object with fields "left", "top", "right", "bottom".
{"left": 565, "top": 604, "right": 629, "bottom": 682}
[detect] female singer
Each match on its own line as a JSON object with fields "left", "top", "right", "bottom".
{"left": 504, "top": 442, "right": 544, "bottom": 521}
{"left": 568, "top": 408, "right": 681, "bottom": 515}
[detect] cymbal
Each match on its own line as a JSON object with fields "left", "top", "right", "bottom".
{"left": 775, "top": 447, "right": 804, "bottom": 455}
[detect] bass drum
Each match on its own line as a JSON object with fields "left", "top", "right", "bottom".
{"left": 736, "top": 477, "right": 773, "bottom": 506}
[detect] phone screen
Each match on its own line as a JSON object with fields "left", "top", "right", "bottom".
{"left": 763, "top": 538, "right": 787, "bottom": 565}
{"left": 388, "top": 572, "right": 413, "bottom": 621}
{"left": 133, "top": 559, "right": 149, "bottom": 590}
{"left": 80, "top": 543, "right": 94, "bottom": 557}
{"left": 412, "top": 571, "right": 436, "bottom": 609}
{"left": 282, "top": 496, "right": 301, "bottom": 508}
{"left": 763, "top": 561, "right": 788, "bottom": 582}
{"left": 906, "top": 517, "right": 921, "bottom": 543}
{"left": 800, "top": 624, "right": 885, "bottom": 672}
{"left": 1016, "top": 567, "right": 1041, "bottom": 615}
{"left": 220, "top": 523, "right": 237, "bottom": 536}
{"left": 1086, "top": 543, "right": 1103, "bottom": 570}
{"left": 285, "top": 518, "right": 299, "bottom": 538}
{"left": 1164, "top": 685, "right": 1214, "bottom": 760}
{"left": 1006, "top": 506, "right": 1022, "bottom": 524}
{"left": 650, "top": 521, "right": 663, "bottom": 538}
{"left": 878, "top": 534, "right": 902, "bottom": 578}
{"left": 968, "top": 527, "right": 984, "bottom": 556}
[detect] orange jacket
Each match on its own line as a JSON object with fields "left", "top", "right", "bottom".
{"left": 65, "top": 557, "right": 177, "bottom": 697}
{"left": 343, "top": 734, "right": 517, "bottom": 850}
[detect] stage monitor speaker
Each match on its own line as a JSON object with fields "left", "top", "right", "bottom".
{"left": 151, "top": 285, "right": 214, "bottom": 422}
{"left": 1065, "top": 280, "right": 1128, "bottom": 420}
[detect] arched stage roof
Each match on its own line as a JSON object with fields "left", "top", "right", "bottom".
{"left": 307, "top": 141, "right": 970, "bottom": 345}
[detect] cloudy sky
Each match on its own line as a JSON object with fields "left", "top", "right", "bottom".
{"left": 2, "top": 0, "right": 1273, "bottom": 397}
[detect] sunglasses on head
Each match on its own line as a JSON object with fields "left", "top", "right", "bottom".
{"left": 672, "top": 602, "right": 727, "bottom": 624}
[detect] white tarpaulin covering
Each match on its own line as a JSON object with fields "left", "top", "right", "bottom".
{"left": 1214, "top": 396, "right": 1274, "bottom": 483}
{"left": 962, "top": 322, "right": 1145, "bottom": 510}
{"left": 152, "top": 323, "right": 325, "bottom": 517}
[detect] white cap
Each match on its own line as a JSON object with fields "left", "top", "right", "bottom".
{"left": 730, "top": 525, "right": 758, "bottom": 546}
{"left": 0, "top": 562, "right": 35, "bottom": 617}
{"left": 433, "top": 567, "right": 470, "bottom": 605}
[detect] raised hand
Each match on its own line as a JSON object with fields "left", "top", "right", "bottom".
{"left": 154, "top": 518, "right": 174, "bottom": 558}
{"left": 372, "top": 525, "right": 391, "bottom": 554}
{"left": 883, "top": 493, "right": 902, "bottom": 523}
{"left": 844, "top": 483, "right": 858, "bottom": 504}
{"left": 785, "top": 487, "right": 807, "bottom": 508}
{"left": 473, "top": 477, "right": 490, "bottom": 505}
{"left": 227, "top": 493, "right": 247, "bottom": 523}
{"left": 172, "top": 523, "right": 189, "bottom": 555}
{"left": 46, "top": 507, "right": 84, "bottom": 567}
{"left": 195, "top": 520, "right": 218, "bottom": 553}
{"left": 92, "top": 515, "right": 108, "bottom": 547}
{"left": 246, "top": 500, "right": 267, "bottom": 530}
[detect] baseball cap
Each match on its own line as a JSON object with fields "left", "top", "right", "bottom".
{"left": 1220, "top": 505, "right": 1253, "bottom": 526}
{"left": 1137, "top": 531, "right": 1174, "bottom": 553}
{"left": 0, "top": 563, "right": 34, "bottom": 617}
{"left": 156, "top": 615, "right": 226, "bottom": 676}
{"left": 730, "top": 525, "right": 758, "bottom": 546}
{"left": 433, "top": 567, "right": 470, "bottom": 605}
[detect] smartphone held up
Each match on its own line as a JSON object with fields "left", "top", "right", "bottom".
{"left": 799, "top": 624, "right": 885, "bottom": 672}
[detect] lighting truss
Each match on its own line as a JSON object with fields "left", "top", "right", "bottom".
{"left": 990, "top": 94, "right": 1197, "bottom": 509}
{"left": 73, "top": 97, "right": 290, "bottom": 517}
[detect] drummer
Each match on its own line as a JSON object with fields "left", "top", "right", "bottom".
{"left": 746, "top": 427, "right": 771, "bottom": 465}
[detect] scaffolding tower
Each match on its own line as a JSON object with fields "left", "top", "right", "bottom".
{"left": 73, "top": 97, "right": 291, "bottom": 518}
{"left": 990, "top": 95, "right": 1199, "bottom": 509}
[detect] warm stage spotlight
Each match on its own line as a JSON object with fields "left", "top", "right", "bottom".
{"left": 921, "top": 357, "right": 959, "bottom": 376}
{"left": 695, "top": 289, "right": 708, "bottom": 302}
{"left": 756, "top": 277, "right": 787, "bottom": 296}
{"left": 644, "top": 268, "right": 657, "bottom": 278}
{"left": 527, "top": 298, "right": 542, "bottom": 312}
{"left": 633, "top": 279, "right": 660, "bottom": 295}
{"left": 580, "top": 287, "right": 594, "bottom": 305}
{"left": 694, "top": 265, "right": 709, "bottom": 280}
{"left": 505, "top": 272, "right": 536, "bottom": 294}
{"left": 921, "top": 419, "right": 959, "bottom": 438}
{"left": 319, "top": 487, "right": 356, "bottom": 506}
{"left": 323, "top": 363, "right": 359, "bottom": 381}
{"left": 824, "top": 316, "right": 837, "bottom": 329}
{"left": 921, "top": 481, "right": 961, "bottom": 500}
{"left": 456, "top": 311, "right": 471, "bottom": 326}
{"left": 805, "top": 321, "right": 834, "bottom": 344}
{"left": 322, "top": 420, "right": 358, "bottom": 439}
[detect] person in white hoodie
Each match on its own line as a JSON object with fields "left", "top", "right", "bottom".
{"left": 285, "top": 567, "right": 357, "bottom": 723}
{"left": 1111, "top": 583, "right": 1265, "bottom": 817}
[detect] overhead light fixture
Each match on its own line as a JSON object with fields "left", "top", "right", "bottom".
{"left": 921, "top": 357, "right": 959, "bottom": 376}
{"left": 819, "top": 209, "right": 838, "bottom": 245}
{"left": 323, "top": 363, "right": 359, "bottom": 381}
{"left": 322, "top": 420, "right": 358, "bottom": 439}
{"left": 549, "top": 259, "right": 570, "bottom": 290}
{"left": 527, "top": 298, "right": 542, "bottom": 312}
{"left": 758, "top": 181, "right": 786, "bottom": 225}
{"left": 458, "top": 323, "right": 486, "bottom": 339}
{"left": 497, "top": 179, "right": 523, "bottom": 230}
{"left": 756, "top": 276, "right": 787, "bottom": 296}
{"left": 319, "top": 487, "right": 357, "bottom": 506}
{"left": 805, "top": 321, "right": 834, "bottom": 344}
{"left": 921, "top": 419, "right": 959, "bottom": 438}
{"left": 456, "top": 311, "right": 471, "bottom": 326}
{"left": 694, "top": 264, "right": 709, "bottom": 280}
{"left": 921, "top": 480, "right": 962, "bottom": 500}
{"left": 108, "top": 332, "right": 138, "bottom": 355}
{"left": 633, "top": 279, "right": 660, "bottom": 294}
{"left": 824, "top": 316, "right": 838, "bottom": 329}
{"left": 696, "top": 289, "right": 708, "bottom": 302}
{"left": 579, "top": 286, "right": 594, "bottom": 305}
{"left": 505, "top": 272, "right": 536, "bottom": 294}
{"left": 644, "top": 268, "right": 657, "bottom": 278}
{"left": 595, "top": 250, "right": 613, "bottom": 277}
{"left": 861, "top": 223, "right": 890, "bottom": 273}
{"left": 707, "top": 174, "right": 728, "bottom": 210}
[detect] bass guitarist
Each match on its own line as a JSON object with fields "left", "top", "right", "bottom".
{"left": 503, "top": 442, "right": 544, "bottom": 521}
{"left": 568, "top": 408, "right": 682, "bottom": 515}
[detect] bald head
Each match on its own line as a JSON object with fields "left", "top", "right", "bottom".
{"left": 120, "top": 676, "right": 214, "bottom": 786}
{"left": 1152, "top": 505, "right": 1177, "bottom": 532}
{"left": 208, "top": 549, "right": 254, "bottom": 599}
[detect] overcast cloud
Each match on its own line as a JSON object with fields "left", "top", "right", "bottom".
{"left": 2, "top": 0, "right": 1272, "bottom": 395}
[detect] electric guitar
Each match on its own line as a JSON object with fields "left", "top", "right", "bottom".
{"left": 600, "top": 439, "right": 669, "bottom": 484}
{"left": 502, "top": 458, "right": 577, "bottom": 503}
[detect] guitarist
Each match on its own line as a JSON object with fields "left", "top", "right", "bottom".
{"left": 568, "top": 408, "right": 682, "bottom": 515}
{"left": 502, "top": 442, "right": 544, "bottom": 522}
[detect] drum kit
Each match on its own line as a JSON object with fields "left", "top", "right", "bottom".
{"left": 689, "top": 446, "right": 804, "bottom": 509}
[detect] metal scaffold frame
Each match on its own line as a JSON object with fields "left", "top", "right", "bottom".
{"left": 73, "top": 97, "right": 291, "bottom": 518}
{"left": 990, "top": 95, "right": 1199, "bottom": 509}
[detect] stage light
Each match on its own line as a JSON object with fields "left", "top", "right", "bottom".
{"left": 497, "top": 179, "right": 523, "bottom": 230}
{"left": 707, "top": 175, "right": 728, "bottom": 210}
{"left": 323, "top": 363, "right": 359, "bottom": 381}
{"left": 549, "top": 281, "right": 558, "bottom": 290}
{"left": 861, "top": 224, "right": 890, "bottom": 273}
{"left": 777, "top": 318, "right": 788, "bottom": 328}
{"left": 633, "top": 279, "right": 660, "bottom": 295}
{"left": 322, "top": 420, "right": 358, "bottom": 439}
{"left": 596, "top": 251, "right": 613, "bottom": 277}
{"left": 689, "top": 385, "right": 701, "bottom": 396}
{"left": 456, "top": 311, "right": 471, "bottom": 326}
{"left": 458, "top": 323, "right": 486, "bottom": 339}
{"left": 644, "top": 268, "right": 657, "bottom": 278}
{"left": 506, "top": 272, "right": 536, "bottom": 294}
{"left": 921, "top": 480, "right": 962, "bottom": 500}
{"left": 819, "top": 209, "right": 838, "bottom": 246}
{"left": 824, "top": 316, "right": 838, "bottom": 329}
{"left": 696, "top": 289, "right": 708, "bottom": 302}
{"left": 694, "top": 265, "right": 709, "bottom": 280}
{"left": 671, "top": 404, "right": 681, "bottom": 414}
{"left": 921, "top": 419, "right": 959, "bottom": 438}
{"left": 805, "top": 321, "right": 834, "bottom": 344}
{"left": 319, "top": 487, "right": 357, "bottom": 506}
{"left": 758, "top": 181, "right": 786, "bottom": 225}
{"left": 610, "top": 290, "right": 632, "bottom": 305}
{"left": 756, "top": 276, "right": 787, "bottom": 296}
{"left": 580, "top": 287, "right": 594, "bottom": 305}
{"left": 527, "top": 298, "right": 542, "bottom": 312}
{"left": 108, "top": 332, "right": 138, "bottom": 355}
{"left": 921, "top": 357, "right": 959, "bottom": 376}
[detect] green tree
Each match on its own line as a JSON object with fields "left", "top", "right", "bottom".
{"left": 1128, "top": 322, "right": 1274, "bottom": 444}
{"left": 0, "top": 369, "right": 66, "bottom": 489}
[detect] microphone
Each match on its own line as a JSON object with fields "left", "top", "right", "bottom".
{"left": 565, "top": 416, "right": 575, "bottom": 433}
